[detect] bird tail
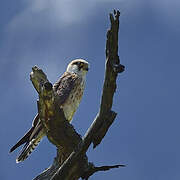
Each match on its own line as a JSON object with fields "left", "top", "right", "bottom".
{"left": 16, "top": 129, "right": 45, "bottom": 163}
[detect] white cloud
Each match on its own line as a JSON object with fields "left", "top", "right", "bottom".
{"left": 2, "top": 0, "right": 99, "bottom": 70}
{"left": 6, "top": 0, "right": 180, "bottom": 33}
{"left": 8, "top": 0, "right": 97, "bottom": 31}
{"left": 2, "top": 0, "right": 180, "bottom": 85}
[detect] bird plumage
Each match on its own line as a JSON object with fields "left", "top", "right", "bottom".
{"left": 10, "top": 59, "right": 89, "bottom": 163}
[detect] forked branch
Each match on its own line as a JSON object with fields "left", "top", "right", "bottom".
{"left": 32, "top": 10, "right": 125, "bottom": 180}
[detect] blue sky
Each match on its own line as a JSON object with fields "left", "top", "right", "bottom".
{"left": 1, "top": 0, "right": 180, "bottom": 179}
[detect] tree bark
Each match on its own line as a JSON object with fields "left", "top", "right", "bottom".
{"left": 32, "top": 10, "right": 125, "bottom": 180}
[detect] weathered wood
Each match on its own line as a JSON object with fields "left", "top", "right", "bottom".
{"left": 32, "top": 10, "right": 125, "bottom": 180}
{"left": 92, "top": 10, "right": 125, "bottom": 148}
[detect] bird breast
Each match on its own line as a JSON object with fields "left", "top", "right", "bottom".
{"left": 62, "top": 80, "right": 85, "bottom": 122}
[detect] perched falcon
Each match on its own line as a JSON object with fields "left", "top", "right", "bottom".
{"left": 9, "top": 59, "right": 89, "bottom": 163}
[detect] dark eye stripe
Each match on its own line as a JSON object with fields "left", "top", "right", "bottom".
{"left": 72, "top": 61, "right": 80, "bottom": 65}
{"left": 73, "top": 61, "right": 85, "bottom": 67}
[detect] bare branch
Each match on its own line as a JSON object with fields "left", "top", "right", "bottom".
{"left": 32, "top": 10, "right": 125, "bottom": 180}
{"left": 30, "top": 66, "right": 48, "bottom": 93}
{"left": 92, "top": 10, "right": 124, "bottom": 148}
{"left": 82, "top": 163, "right": 126, "bottom": 180}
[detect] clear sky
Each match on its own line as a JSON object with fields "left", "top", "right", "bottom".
{"left": 1, "top": 0, "right": 180, "bottom": 179}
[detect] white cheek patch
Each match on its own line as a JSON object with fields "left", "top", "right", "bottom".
{"left": 67, "top": 65, "right": 79, "bottom": 74}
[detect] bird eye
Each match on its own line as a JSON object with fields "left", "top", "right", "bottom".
{"left": 79, "top": 62, "right": 84, "bottom": 68}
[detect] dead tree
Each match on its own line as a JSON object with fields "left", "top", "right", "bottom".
{"left": 31, "top": 10, "right": 125, "bottom": 180}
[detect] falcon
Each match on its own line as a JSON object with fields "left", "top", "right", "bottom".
{"left": 9, "top": 59, "right": 89, "bottom": 163}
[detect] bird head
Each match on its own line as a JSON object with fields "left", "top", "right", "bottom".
{"left": 67, "top": 59, "right": 89, "bottom": 76}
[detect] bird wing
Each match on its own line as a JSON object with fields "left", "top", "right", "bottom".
{"left": 53, "top": 72, "right": 80, "bottom": 105}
